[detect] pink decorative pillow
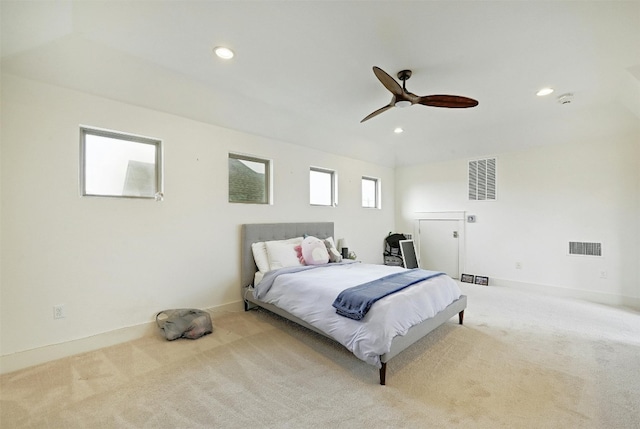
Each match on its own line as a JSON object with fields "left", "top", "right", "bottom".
{"left": 299, "top": 236, "right": 329, "bottom": 265}
{"left": 294, "top": 244, "right": 304, "bottom": 264}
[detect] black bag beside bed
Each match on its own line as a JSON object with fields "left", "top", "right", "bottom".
{"left": 156, "top": 309, "right": 213, "bottom": 340}
{"left": 384, "top": 233, "right": 406, "bottom": 266}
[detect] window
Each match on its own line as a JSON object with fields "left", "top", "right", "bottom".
{"left": 228, "top": 153, "right": 271, "bottom": 204}
{"left": 80, "top": 127, "right": 162, "bottom": 199}
{"left": 310, "top": 167, "right": 336, "bottom": 206}
{"left": 362, "top": 176, "right": 380, "bottom": 208}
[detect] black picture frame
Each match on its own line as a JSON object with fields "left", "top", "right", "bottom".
{"left": 474, "top": 275, "right": 489, "bottom": 286}
{"left": 399, "top": 240, "right": 419, "bottom": 269}
{"left": 461, "top": 273, "right": 475, "bottom": 283}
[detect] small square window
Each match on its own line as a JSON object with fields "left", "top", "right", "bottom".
{"left": 362, "top": 176, "right": 380, "bottom": 208}
{"left": 80, "top": 127, "right": 162, "bottom": 199}
{"left": 229, "top": 153, "right": 271, "bottom": 204}
{"left": 310, "top": 167, "right": 336, "bottom": 206}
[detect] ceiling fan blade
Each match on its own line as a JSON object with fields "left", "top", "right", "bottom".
{"left": 373, "top": 66, "right": 403, "bottom": 97}
{"left": 418, "top": 95, "right": 479, "bottom": 108}
{"left": 361, "top": 104, "right": 394, "bottom": 123}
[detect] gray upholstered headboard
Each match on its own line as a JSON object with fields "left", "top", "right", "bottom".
{"left": 241, "top": 222, "right": 334, "bottom": 289}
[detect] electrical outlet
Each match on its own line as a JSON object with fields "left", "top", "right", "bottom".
{"left": 515, "top": 262, "right": 522, "bottom": 269}
{"left": 53, "top": 305, "right": 65, "bottom": 319}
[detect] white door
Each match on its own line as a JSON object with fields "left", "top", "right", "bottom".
{"left": 418, "top": 219, "right": 460, "bottom": 278}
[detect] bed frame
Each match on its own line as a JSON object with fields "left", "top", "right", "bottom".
{"left": 241, "top": 222, "right": 467, "bottom": 385}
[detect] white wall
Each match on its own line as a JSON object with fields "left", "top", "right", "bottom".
{"left": 395, "top": 132, "right": 640, "bottom": 308}
{"left": 0, "top": 74, "right": 395, "bottom": 368}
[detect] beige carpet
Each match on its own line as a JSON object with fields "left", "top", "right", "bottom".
{"left": 1, "top": 283, "right": 639, "bottom": 428}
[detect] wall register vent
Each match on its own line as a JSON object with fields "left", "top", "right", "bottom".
{"left": 569, "top": 242, "right": 602, "bottom": 257}
{"left": 468, "top": 158, "right": 497, "bottom": 201}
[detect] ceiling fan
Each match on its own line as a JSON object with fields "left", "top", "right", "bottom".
{"left": 361, "top": 66, "right": 479, "bottom": 123}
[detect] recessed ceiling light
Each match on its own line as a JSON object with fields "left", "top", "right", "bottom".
{"left": 214, "top": 46, "right": 234, "bottom": 59}
{"left": 536, "top": 87, "right": 554, "bottom": 96}
{"left": 394, "top": 127, "right": 404, "bottom": 134}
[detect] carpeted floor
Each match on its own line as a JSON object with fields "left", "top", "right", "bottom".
{"left": 1, "top": 283, "right": 639, "bottom": 428}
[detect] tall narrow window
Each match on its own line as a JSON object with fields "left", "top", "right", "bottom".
{"left": 229, "top": 153, "right": 271, "bottom": 204}
{"left": 362, "top": 176, "right": 380, "bottom": 208}
{"left": 80, "top": 127, "right": 163, "bottom": 199}
{"left": 310, "top": 167, "right": 336, "bottom": 206}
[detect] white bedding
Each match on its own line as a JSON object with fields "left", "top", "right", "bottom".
{"left": 253, "top": 263, "right": 462, "bottom": 367}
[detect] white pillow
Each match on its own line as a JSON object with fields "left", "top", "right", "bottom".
{"left": 251, "top": 242, "right": 270, "bottom": 273}
{"left": 266, "top": 238, "right": 303, "bottom": 270}
{"left": 253, "top": 237, "right": 303, "bottom": 272}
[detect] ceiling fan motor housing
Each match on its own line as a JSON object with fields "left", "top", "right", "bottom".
{"left": 397, "top": 70, "right": 412, "bottom": 81}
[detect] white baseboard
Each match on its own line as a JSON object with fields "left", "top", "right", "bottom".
{"left": 491, "top": 278, "right": 640, "bottom": 310}
{"left": 0, "top": 301, "right": 243, "bottom": 375}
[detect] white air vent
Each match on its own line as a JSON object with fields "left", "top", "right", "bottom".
{"left": 469, "top": 158, "right": 497, "bottom": 201}
{"left": 569, "top": 241, "right": 602, "bottom": 257}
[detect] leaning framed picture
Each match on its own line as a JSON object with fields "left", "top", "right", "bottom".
{"left": 460, "top": 273, "right": 475, "bottom": 283}
{"left": 474, "top": 275, "right": 489, "bottom": 286}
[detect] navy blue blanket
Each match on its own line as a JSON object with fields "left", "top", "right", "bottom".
{"left": 332, "top": 269, "right": 444, "bottom": 321}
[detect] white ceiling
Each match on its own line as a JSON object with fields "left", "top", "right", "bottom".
{"left": 2, "top": 1, "right": 639, "bottom": 167}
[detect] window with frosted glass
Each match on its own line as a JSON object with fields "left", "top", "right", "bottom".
{"left": 310, "top": 167, "right": 336, "bottom": 206}
{"left": 362, "top": 176, "right": 380, "bottom": 208}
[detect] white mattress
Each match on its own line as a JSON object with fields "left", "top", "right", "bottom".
{"left": 253, "top": 263, "right": 462, "bottom": 367}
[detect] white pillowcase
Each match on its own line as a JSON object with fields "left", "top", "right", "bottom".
{"left": 266, "top": 238, "right": 303, "bottom": 270}
{"left": 253, "top": 237, "right": 303, "bottom": 272}
{"left": 251, "top": 242, "right": 271, "bottom": 273}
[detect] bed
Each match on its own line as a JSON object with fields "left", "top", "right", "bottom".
{"left": 241, "top": 222, "right": 467, "bottom": 385}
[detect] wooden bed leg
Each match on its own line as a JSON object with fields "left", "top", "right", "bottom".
{"left": 458, "top": 310, "right": 464, "bottom": 325}
{"left": 379, "top": 362, "right": 387, "bottom": 385}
